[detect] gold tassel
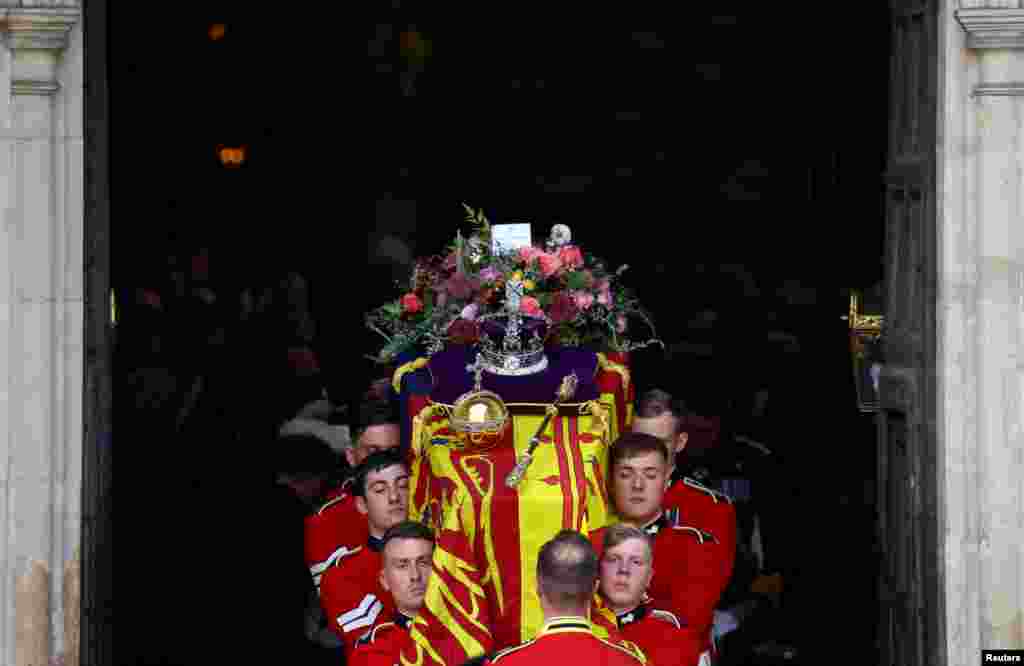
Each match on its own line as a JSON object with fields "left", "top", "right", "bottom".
{"left": 595, "top": 353, "right": 631, "bottom": 393}
{"left": 392, "top": 357, "right": 430, "bottom": 394}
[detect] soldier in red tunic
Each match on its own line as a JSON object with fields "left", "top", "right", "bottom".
{"left": 348, "top": 521, "right": 435, "bottom": 666}
{"left": 304, "top": 395, "right": 402, "bottom": 593}
{"left": 630, "top": 389, "right": 736, "bottom": 596}
{"left": 591, "top": 431, "right": 731, "bottom": 661}
{"left": 598, "top": 523, "right": 710, "bottom": 666}
{"left": 483, "top": 530, "right": 646, "bottom": 665}
{"left": 318, "top": 449, "right": 410, "bottom": 653}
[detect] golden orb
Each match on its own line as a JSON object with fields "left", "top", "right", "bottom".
{"left": 450, "top": 389, "right": 508, "bottom": 450}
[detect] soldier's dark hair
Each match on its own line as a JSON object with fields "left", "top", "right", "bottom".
{"left": 352, "top": 448, "right": 408, "bottom": 498}
{"left": 536, "top": 530, "right": 599, "bottom": 611}
{"left": 274, "top": 434, "right": 339, "bottom": 481}
{"left": 609, "top": 431, "right": 670, "bottom": 470}
{"left": 601, "top": 523, "right": 653, "bottom": 562}
{"left": 635, "top": 388, "right": 691, "bottom": 433}
{"left": 382, "top": 520, "right": 434, "bottom": 551}
{"left": 349, "top": 393, "right": 399, "bottom": 443}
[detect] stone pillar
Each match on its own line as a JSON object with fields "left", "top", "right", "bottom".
{"left": 941, "top": 1, "right": 1024, "bottom": 662}
{"left": 0, "top": 3, "right": 82, "bottom": 665}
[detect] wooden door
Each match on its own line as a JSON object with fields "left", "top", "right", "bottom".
{"left": 877, "top": 3, "right": 944, "bottom": 666}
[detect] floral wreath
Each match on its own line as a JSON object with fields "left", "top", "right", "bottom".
{"left": 365, "top": 204, "right": 663, "bottom": 363}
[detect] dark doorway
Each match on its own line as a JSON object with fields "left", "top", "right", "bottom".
{"left": 110, "top": 4, "right": 891, "bottom": 665}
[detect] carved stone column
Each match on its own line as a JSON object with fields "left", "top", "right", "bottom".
{"left": 940, "top": 1, "right": 1024, "bottom": 662}
{"left": 0, "top": 3, "right": 82, "bottom": 665}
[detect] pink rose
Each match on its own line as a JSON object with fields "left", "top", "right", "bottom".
{"left": 519, "top": 246, "right": 544, "bottom": 265}
{"left": 616, "top": 315, "right": 627, "bottom": 333}
{"left": 461, "top": 303, "right": 479, "bottom": 321}
{"left": 479, "top": 266, "right": 502, "bottom": 283}
{"left": 401, "top": 293, "right": 423, "bottom": 313}
{"left": 596, "top": 289, "right": 611, "bottom": 307}
{"left": 558, "top": 245, "right": 584, "bottom": 269}
{"left": 572, "top": 290, "right": 594, "bottom": 310}
{"left": 549, "top": 292, "right": 577, "bottom": 323}
{"left": 520, "top": 296, "right": 543, "bottom": 317}
{"left": 537, "top": 253, "right": 563, "bottom": 278}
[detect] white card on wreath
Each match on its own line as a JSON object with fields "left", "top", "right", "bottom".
{"left": 491, "top": 223, "right": 532, "bottom": 255}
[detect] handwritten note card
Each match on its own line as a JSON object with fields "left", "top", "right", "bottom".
{"left": 491, "top": 223, "right": 533, "bottom": 255}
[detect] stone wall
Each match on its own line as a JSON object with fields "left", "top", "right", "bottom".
{"left": 940, "top": 1, "right": 1024, "bottom": 661}
{"left": 0, "top": 3, "right": 82, "bottom": 664}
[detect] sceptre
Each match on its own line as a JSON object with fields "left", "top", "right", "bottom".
{"left": 505, "top": 372, "right": 578, "bottom": 488}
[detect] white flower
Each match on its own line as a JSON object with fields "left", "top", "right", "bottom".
{"left": 547, "top": 224, "right": 572, "bottom": 249}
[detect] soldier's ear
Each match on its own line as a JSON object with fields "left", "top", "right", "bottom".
{"left": 356, "top": 496, "right": 368, "bottom": 516}
{"left": 675, "top": 431, "right": 688, "bottom": 454}
{"left": 379, "top": 569, "right": 389, "bottom": 592}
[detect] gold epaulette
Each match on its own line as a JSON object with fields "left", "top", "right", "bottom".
{"left": 650, "top": 608, "right": 681, "bottom": 629}
{"left": 597, "top": 636, "right": 647, "bottom": 664}
{"left": 595, "top": 353, "right": 631, "bottom": 392}
{"left": 683, "top": 477, "right": 733, "bottom": 504}
{"left": 392, "top": 357, "right": 430, "bottom": 394}
{"left": 488, "top": 638, "right": 537, "bottom": 663}
{"left": 355, "top": 621, "right": 396, "bottom": 647}
{"left": 316, "top": 494, "right": 348, "bottom": 515}
{"left": 670, "top": 525, "right": 720, "bottom": 545}
{"left": 331, "top": 544, "right": 362, "bottom": 565}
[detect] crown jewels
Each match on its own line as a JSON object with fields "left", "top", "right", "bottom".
{"left": 450, "top": 353, "right": 509, "bottom": 449}
{"left": 474, "top": 274, "right": 550, "bottom": 376}
{"left": 477, "top": 313, "right": 548, "bottom": 376}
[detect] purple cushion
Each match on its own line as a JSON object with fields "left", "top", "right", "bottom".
{"left": 428, "top": 345, "right": 600, "bottom": 404}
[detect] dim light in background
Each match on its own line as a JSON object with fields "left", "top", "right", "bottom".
{"left": 208, "top": 23, "right": 226, "bottom": 41}
{"left": 217, "top": 145, "right": 246, "bottom": 168}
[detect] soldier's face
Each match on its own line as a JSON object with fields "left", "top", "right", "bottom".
{"left": 380, "top": 537, "right": 433, "bottom": 616}
{"left": 612, "top": 451, "right": 669, "bottom": 526}
{"left": 599, "top": 538, "right": 653, "bottom": 611}
{"left": 356, "top": 464, "right": 410, "bottom": 536}
{"left": 346, "top": 424, "right": 401, "bottom": 467}
{"left": 631, "top": 413, "right": 687, "bottom": 459}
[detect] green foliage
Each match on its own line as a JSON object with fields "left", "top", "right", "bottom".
{"left": 565, "top": 270, "right": 588, "bottom": 291}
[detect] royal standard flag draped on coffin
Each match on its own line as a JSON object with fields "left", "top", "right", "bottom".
{"left": 393, "top": 345, "right": 636, "bottom": 664}
{"left": 366, "top": 209, "right": 659, "bottom": 665}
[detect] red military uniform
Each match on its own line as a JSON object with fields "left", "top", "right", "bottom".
{"left": 615, "top": 603, "right": 710, "bottom": 666}
{"left": 663, "top": 477, "right": 736, "bottom": 594}
{"left": 591, "top": 510, "right": 728, "bottom": 660}
{"left": 304, "top": 479, "right": 370, "bottom": 593}
{"left": 485, "top": 617, "right": 647, "bottom": 665}
{"left": 318, "top": 535, "right": 395, "bottom": 653}
{"left": 348, "top": 613, "right": 415, "bottom": 666}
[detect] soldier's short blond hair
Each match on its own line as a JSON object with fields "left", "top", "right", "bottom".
{"left": 601, "top": 524, "right": 653, "bottom": 562}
